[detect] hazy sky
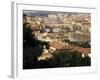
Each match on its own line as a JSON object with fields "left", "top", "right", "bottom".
{"left": 23, "top": 10, "right": 90, "bottom": 17}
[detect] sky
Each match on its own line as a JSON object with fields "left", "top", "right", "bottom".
{"left": 23, "top": 10, "right": 90, "bottom": 17}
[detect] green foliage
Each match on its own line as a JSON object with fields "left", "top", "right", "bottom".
{"left": 79, "top": 42, "right": 91, "bottom": 48}
{"left": 23, "top": 25, "right": 91, "bottom": 69}
{"left": 23, "top": 44, "right": 91, "bottom": 69}
{"left": 48, "top": 51, "right": 91, "bottom": 67}
{"left": 70, "top": 41, "right": 91, "bottom": 48}
{"left": 63, "top": 39, "right": 70, "bottom": 43}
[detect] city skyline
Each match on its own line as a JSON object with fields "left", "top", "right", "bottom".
{"left": 23, "top": 10, "right": 91, "bottom": 69}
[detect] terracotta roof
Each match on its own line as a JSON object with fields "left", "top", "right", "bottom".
{"left": 72, "top": 47, "right": 90, "bottom": 54}
{"left": 50, "top": 43, "right": 90, "bottom": 54}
